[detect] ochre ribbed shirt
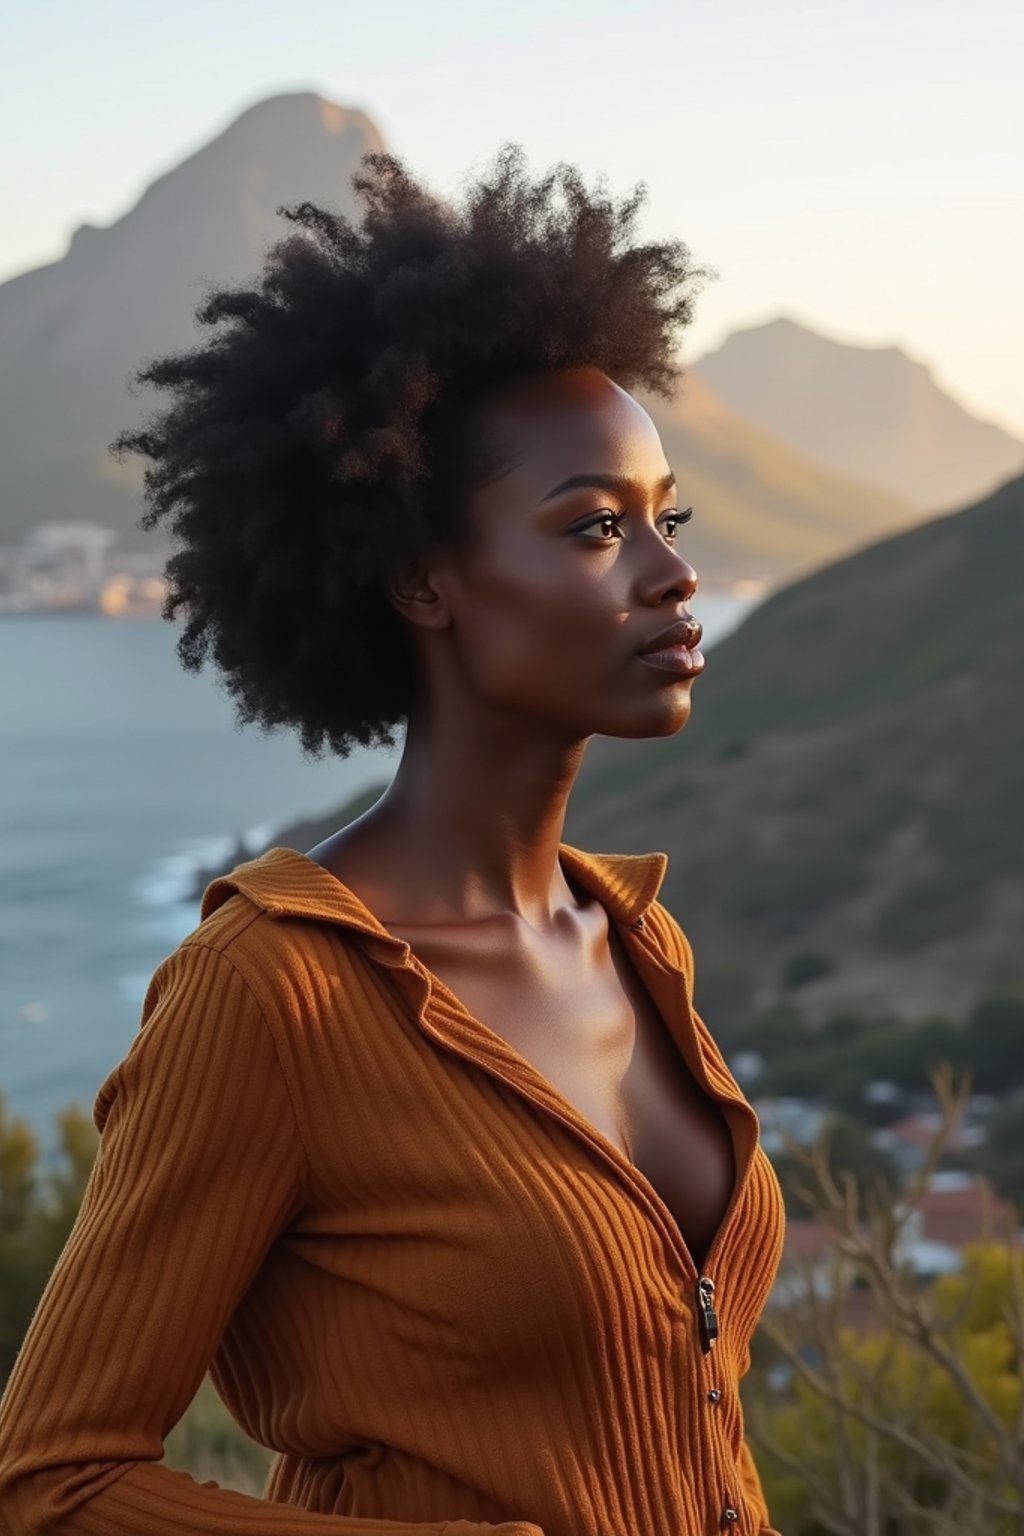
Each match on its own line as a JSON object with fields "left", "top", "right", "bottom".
{"left": 0, "top": 842, "right": 785, "bottom": 1536}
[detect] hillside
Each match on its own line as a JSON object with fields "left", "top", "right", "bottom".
{"left": 691, "top": 315, "right": 1024, "bottom": 513}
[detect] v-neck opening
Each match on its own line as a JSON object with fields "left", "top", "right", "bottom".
{"left": 418, "top": 945, "right": 752, "bottom": 1288}
{"left": 287, "top": 842, "right": 755, "bottom": 1286}
{"left": 388, "top": 897, "right": 749, "bottom": 1290}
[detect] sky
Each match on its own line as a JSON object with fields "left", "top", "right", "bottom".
{"left": 5, "top": 0, "right": 1023, "bottom": 435}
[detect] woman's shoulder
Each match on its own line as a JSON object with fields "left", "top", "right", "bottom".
{"left": 183, "top": 844, "right": 371, "bottom": 967}
{"left": 154, "top": 845, "right": 407, "bottom": 1061}
{"left": 98, "top": 862, "right": 392, "bottom": 1147}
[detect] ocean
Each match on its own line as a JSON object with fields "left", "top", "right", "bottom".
{"left": 0, "top": 593, "right": 756, "bottom": 1165}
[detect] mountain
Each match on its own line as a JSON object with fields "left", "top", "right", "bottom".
{"left": 691, "top": 315, "right": 1024, "bottom": 513}
{"left": 1, "top": 92, "right": 931, "bottom": 589}
{"left": 203, "top": 469, "right": 1024, "bottom": 1028}
{"left": 0, "top": 93, "right": 385, "bottom": 551}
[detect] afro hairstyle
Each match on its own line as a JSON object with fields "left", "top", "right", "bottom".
{"left": 109, "top": 142, "right": 714, "bottom": 760}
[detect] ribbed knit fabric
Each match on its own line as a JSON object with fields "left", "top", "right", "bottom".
{"left": 0, "top": 841, "right": 785, "bottom": 1536}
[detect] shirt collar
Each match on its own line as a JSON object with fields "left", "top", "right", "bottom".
{"left": 200, "top": 841, "right": 668, "bottom": 939}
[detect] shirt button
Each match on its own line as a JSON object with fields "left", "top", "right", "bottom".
{"left": 721, "top": 1509, "right": 739, "bottom": 1525}
{"left": 707, "top": 1388, "right": 722, "bottom": 1403}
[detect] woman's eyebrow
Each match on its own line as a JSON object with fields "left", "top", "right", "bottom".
{"left": 538, "top": 470, "right": 677, "bottom": 503}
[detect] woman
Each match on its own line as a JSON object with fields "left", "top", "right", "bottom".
{"left": 0, "top": 146, "right": 785, "bottom": 1536}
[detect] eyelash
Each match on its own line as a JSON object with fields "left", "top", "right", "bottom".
{"left": 577, "top": 507, "right": 693, "bottom": 544}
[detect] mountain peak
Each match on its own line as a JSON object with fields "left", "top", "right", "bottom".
{"left": 692, "top": 316, "right": 1023, "bottom": 509}
{"left": 217, "top": 89, "right": 376, "bottom": 141}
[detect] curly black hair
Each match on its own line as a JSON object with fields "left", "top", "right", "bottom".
{"left": 109, "top": 142, "right": 714, "bottom": 760}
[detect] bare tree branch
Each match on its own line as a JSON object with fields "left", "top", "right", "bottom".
{"left": 748, "top": 1064, "right": 1024, "bottom": 1533}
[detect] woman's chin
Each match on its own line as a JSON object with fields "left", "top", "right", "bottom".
{"left": 598, "top": 690, "right": 695, "bottom": 740}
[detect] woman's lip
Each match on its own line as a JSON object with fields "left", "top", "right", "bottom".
{"left": 636, "top": 644, "right": 706, "bottom": 676}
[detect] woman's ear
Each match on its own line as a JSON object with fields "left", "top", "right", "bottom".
{"left": 386, "top": 557, "right": 453, "bottom": 633}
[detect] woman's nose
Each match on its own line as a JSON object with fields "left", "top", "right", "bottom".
{"left": 641, "top": 547, "right": 698, "bottom": 604}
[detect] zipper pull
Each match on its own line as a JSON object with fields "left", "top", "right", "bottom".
{"left": 697, "top": 1275, "right": 719, "bottom": 1352}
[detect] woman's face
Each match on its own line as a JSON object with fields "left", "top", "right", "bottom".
{"left": 416, "top": 365, "right": 702, "bottom": 743}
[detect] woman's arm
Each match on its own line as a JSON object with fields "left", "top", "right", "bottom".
{"left": 0, "top": 941, "right": 541, "bottom": 1536}
{"left": 736, "top": 1437, "right": 783, "bottom": 1536}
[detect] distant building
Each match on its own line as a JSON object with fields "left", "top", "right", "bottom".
{"left": 99, "top": 572, "right": 167, "bottom": 616}
{"left": 911, "top": 1168, "right": 1018, "bottom": 1249}
{"left": 772, "top": 1171, "right": 1022, "bottom": 1316}
{"left": 871, "top": 1109, "right": 989, "bottom": 1173}
{"left": 6, "top": 521, "right": 115, "bottom": 610}
{"left": 22, "top": 521, "right": 115, "bottom": 583}
{"left": 752, "top": 1095, "right": 828, "bottom": 1153}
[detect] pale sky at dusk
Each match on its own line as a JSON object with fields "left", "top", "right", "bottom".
{"left": 5, "top": 0, "right": 1022, "bottom": 434}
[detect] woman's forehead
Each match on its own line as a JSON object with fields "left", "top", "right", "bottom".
{"left": 478, "top": 370, "right": 668, "bottom": 495}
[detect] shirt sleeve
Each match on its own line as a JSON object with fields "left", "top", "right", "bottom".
{"left": 0, "top": 940, "right": 543, "bottom": 1536}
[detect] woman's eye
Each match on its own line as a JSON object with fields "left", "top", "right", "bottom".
{"left": 579, "top": 512, "right": 625, "bottom": 541}
{"left": 577, "top": 507, "right": 692, "bottom": 543}
{"left": 660, "top": 506, "right": 693, "bottom": 543}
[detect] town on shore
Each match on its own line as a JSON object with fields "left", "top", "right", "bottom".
{"left": 0, "top": 520, "right": 169, "bottom": 616}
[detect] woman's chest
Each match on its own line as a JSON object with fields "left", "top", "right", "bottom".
{"left": 385, "top": 919, "right": 737, "bottom": 1274}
